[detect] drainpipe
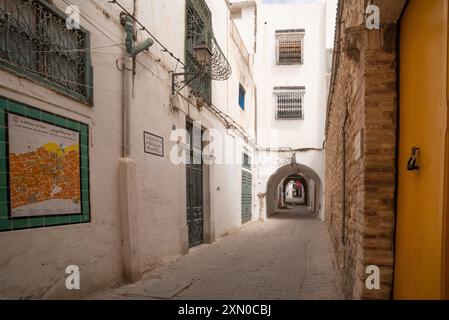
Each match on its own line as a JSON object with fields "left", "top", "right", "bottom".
{"left": 122, "top": 18, "right": 132, "bottom": 158}
{"left": 121, "top": 12, "right": 154, "bottom": 157}
{"left": 119, "top": 6, "right": 154, "bottom": 283}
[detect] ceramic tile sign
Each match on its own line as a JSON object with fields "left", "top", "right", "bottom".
{"left": 144, "top": 131, "right": 164, "bottom": 157}
{"left": 0, "top": 97, "right": 90, "bottom": 232}
{"left": 8, "top": 113, "right": 81, "bottom": 217}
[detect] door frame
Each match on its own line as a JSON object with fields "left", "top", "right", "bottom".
{"left": 184, "top": 118, "right": 214, "bottom": 249}
{"left": 442, "top": 1, "right": 449, "bottom": 297}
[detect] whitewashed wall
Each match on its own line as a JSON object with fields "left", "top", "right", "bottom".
{"left": 0, "top": 0, "right": 257, "bottom": 298}
{"left": 253, "top": 2, "right": 327, "bottom": 220}
{"left": 230, "top": 1, "right": 257, "bottom": 55}
{"left": 257, "top": 2, "right": 326, "bottom": 149}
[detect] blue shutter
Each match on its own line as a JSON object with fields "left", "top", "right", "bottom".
{"left": 239, "top": 84, "right": 246, "bottom": 110}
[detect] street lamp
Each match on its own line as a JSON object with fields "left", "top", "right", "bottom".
{"left": 171, "top": 42, "right": 212, "bottom": 95}
{"left": 193, "top": 42, "right": 212, "bottom": 66}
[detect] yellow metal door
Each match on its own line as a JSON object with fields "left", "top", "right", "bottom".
{"left": 395, "top": 0, "right": 449, "bottom": 299}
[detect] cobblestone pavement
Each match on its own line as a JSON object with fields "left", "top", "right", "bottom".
{"left": 93, "top": 208, "right": 343, "bottom": 300}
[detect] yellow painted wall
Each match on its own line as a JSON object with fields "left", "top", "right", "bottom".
{"left": 395, "top": 0, "right": 448, "bottom": 299}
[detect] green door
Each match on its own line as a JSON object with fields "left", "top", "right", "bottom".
{"left": 186, "top": 121, "right": 204, "bottom": 248}
{"left": 242, "top": 153, "right": 252, "bottom": 224}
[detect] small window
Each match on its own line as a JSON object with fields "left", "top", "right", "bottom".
{"left": 275, "top": 29, "right": 305, "bottom": 65}
{"left": 274, "top": 86, "right": 305, "bottom": 120}
{"left": 239, "top": 84, "right": 246, "bottom": 110}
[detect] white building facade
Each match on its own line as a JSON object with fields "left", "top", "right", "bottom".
{"left": 0, "top": 0, "right": 258, "bottom": 298}
{"left": 248, "top": 1, "right": 327, "bottom": 220}
{"left": 0, "top": 0, "right": 327, "bottom": 299}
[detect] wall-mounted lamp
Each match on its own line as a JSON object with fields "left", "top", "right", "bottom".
{"left": 171, "top": 42, "right": 212, "bottom": 95}
{"left": 193, "top": 43, "right": 213, "bottom": 66}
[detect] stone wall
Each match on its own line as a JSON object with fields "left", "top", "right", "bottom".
{"left": 325, "top": 0, "right": 399, "bottom": 299}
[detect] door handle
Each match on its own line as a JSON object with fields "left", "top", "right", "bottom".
{"left": 407, "top": 147, "right": 420, "bottom": 171}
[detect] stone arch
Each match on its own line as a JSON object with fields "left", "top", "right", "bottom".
{"left": 265, "top": 163, "right": 324, "bottom": 220}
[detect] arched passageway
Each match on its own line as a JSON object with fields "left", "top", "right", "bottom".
{"left": 282, "top": 174, "right": 308, "bottom": 206}
{"left": 265, "top": 163, "right": 324, "bottom": 220}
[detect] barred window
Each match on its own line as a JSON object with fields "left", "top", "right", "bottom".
{"left": 185, "top": 0, "right": 212, "bottom": 103}
{"left": 275, "top": 29, "right": 304, "bottom": 65}
{"left": 274, "top": 87, "right": 305, "bottom": 120}
{"left": 242, "top": 152, "right": 251, "bottom": 170}
{"left": 0, "top": 0, "right": 93, "bottom": 104}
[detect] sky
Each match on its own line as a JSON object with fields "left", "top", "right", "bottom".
{"left": 262, "top": 0, "right": 338, "bottom": 48}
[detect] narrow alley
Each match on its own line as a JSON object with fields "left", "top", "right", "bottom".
{"left": 1, "top": 0, "right": 449, "bottom": 305}
{"left": 94, "top": 207, "right": 342, "bottom": 300}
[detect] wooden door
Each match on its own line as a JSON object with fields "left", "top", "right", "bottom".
{"left": 186, "top": 121, "right": 204, "bottom": 248}
{"left": 395, "top": 0, "right": 449, "bottom": 299}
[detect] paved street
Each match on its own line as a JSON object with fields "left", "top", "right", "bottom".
{"left": 93, "top": 208, "right": 343, "bottom": 300}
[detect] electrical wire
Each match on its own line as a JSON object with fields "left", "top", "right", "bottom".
{"left": 108, "top": 0, "right": 185, "bottom": 68}
{"left": 61, "top": 0, "right": 122, "bottom": 44}
{"left": 41, "top": 46, "right": 122, "bottom": 54}
{"left": 0, "top": 59, "right": 121, "bottom": 95}
{"left": 59, "top": 0, "right": 257, "bottom": 147}
{"left": 59, "top": 1, "right": 174, "bottom": 97}
{"left": 134, "top": 59, "right": 171, "bottom": 89}
{"left": 6, "top": 43, "right": 125, "bottom": 54}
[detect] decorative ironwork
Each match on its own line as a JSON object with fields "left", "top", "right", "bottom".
{"left": 211, "top": 36, "right": 231, "bottom": 81}
{"left": 274, "top": 87, "right": 305, "bottom": 120}
{"left": 242, "top": 151, "right": 252, "bottom": 224}
{"left": 0, "top": 0, "right": 92, "bottom": 104}
{"left": 184, "top": 0, "right": 231, "bottom": 103}
{"left": 186, "top": 121, "right": 204, "bottom": 247}
{"left": 243, "top": 152, "right": 251, "bottom": 170}
{"left": 276, "top": 30, "right": 304, "bottom": 65}
{"left": 186, "top": 0, "right": 212, "bottom": 38}
{"left": 185, "top": 0, "right": 212, "bottom": 103}
{"left": 241, "top": 170, "right": 252, "bottom": 224}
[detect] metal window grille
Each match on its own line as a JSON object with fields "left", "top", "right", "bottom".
{"left": 241, "top": 170, "right": 252, "bottom": 223}
{"left": 274, "top": 87, "right": 305, "bottom": 120}
{"left": 241, "top": 151, "right": 252, "bottom": 224}
{"left": 0, "top": 0, "right": 93, "bottom": 104}
{"left": 185, "top": 0, "right": 212, "bottom": 103}
{"left": 276, "top": 30, "right": 304, "bottom": 65}
{"left": 243, "top": 152, "right": 251, "bottom": 170}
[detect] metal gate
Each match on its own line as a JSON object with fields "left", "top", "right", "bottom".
{"left": 241, "top": 153, "right": 252, "bottom": 224}
{"left": 186, "top": 122, "right": 204, "bottom": 247}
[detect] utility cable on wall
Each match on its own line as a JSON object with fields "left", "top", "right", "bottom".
{"left": 109, "top": 0, "right": 185, "bottom": 68}
{"left": 61, "top": 0, "right": 122, "bottom": 43}
{"left": 62, "top": 0, "right": 257, "bottom": 148}
{"left": 0, "top": 59, "right": 121, "bottom": 95}
{"left": 5, "top": 43, "right": 125, "bottom": 55}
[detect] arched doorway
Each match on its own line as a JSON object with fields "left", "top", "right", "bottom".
{"left": 282, "top": 174, "right": 308, "bottom": 206}
{"left": 265, "top": 163, "right": 324, "bottom": 220}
